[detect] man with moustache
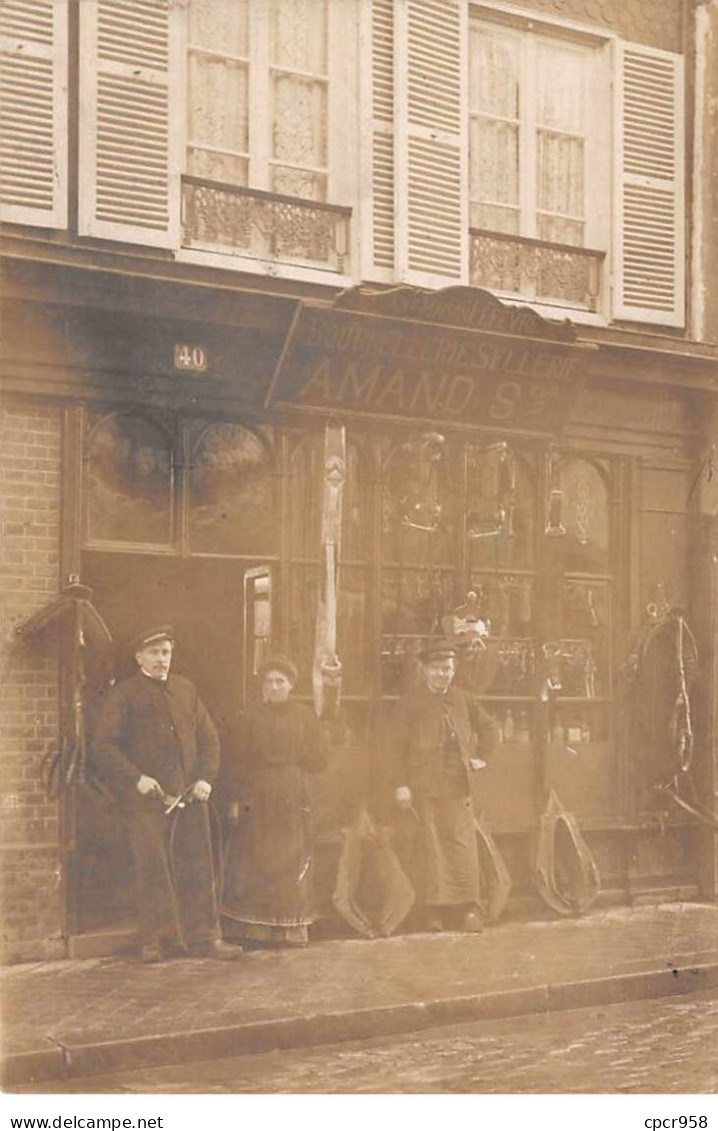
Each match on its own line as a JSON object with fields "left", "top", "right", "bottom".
{"left": 93, "top": 626, "right": 240, "bottom": 963}
{"left": 392, "top": 641, "right": 498, "bottom": 933}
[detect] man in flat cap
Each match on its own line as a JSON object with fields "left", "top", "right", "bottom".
{"left": 93, "top": 626, "right": 239, "bottom": 962}
{"left": 391, "top": 641, "right": 498, "bottom": 932}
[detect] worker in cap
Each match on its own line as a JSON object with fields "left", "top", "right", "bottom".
{"left": 389, "top": 637, "right": 498, "bottom": 933}
{"left": 92, "top": 625, "right": 242, "bottom": 963}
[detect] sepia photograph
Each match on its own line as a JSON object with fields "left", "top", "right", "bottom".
{"left": 1, "top": 0, "right": 717, "bottom": 1109}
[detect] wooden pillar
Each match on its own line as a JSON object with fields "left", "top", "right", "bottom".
{"left": 689, "top": 396, "right": 718, "bottom": 899}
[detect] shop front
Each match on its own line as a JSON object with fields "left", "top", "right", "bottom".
{"left": 4, "top": 264, "right": 714, "bottom": 954}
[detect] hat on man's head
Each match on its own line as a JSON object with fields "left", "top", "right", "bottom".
{"left": 129, "top": 625, "right": 175, "bottom": 653}
{"left": 417, "top": 640, "right": 458, "bottom": 664}
{"left": 257, "top": 654, "right": 299, "bottom": 685}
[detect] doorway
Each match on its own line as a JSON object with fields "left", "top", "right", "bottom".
{"left": 71, "top": 550, "right": 271, "bottom": 939}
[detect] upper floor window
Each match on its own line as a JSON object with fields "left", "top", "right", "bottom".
{"left": 365, "top": 0, "right": 685, "bottom": 327}
{"left": 469, "top": 22, "right": 604, "bottom": 249}
{"left": 187, "top": 0, "right": 329, "bottom": 201}
{"left": 183, "top": 0, "right": 350, "bottom": 271}
{"left": 467, "top": 19, "right": 609, "bottom": 312}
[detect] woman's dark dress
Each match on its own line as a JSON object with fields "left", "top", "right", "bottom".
{"left": 222, "top": 699, "right": 327, "bottom": 943}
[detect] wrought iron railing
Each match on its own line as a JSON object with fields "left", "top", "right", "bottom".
{"left": 182, "top": 176, "right": 351, "bottom": 273}
{"left": 469, "top": 228, "right": 606, "bottom": 313}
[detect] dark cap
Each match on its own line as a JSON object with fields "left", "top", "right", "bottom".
{"left": 130, "top": 625, "right": 175, "bottom": 653}
{"left": 257, "top": 653, "right": 299, "bottom": 685}
{"left": 417, "top": 640, "right": 458, "bottom": 664}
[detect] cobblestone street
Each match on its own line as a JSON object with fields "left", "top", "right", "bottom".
{"left": 20, "top": 989, "right": 718, "bottom": 1095}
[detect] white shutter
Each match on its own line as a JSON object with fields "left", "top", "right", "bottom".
{"left": 78, "top": 0, "right": 181, "bottom": 248}
{"left": 361, "top": 0, "right": 395, "bottom": 279}
{"left": 0, "top": 0, "right": 68, "bottom": 228}
{"left": 613, "top": 41, "right": 685, "bottom": 326}
{"left": 395, "top": 0, "right": 467, "bottom": 287}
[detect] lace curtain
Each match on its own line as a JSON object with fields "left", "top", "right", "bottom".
{"left": 469, "top": 23, "right": 588, "bottom": 247}
{"left": 187, "top": 0, "right": 328, "bottom": 200}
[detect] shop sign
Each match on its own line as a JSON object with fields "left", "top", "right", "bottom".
{"left": 267, "top": 290, "right": 595, "bottom": 435}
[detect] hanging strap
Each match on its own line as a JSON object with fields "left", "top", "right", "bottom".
{"left": 313, "top": 423, "right": 345, "bottom": 718}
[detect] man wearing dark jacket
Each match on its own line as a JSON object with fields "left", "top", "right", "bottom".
{"left": 93, "top": 626, "right": 240, "bottom": 963}
{"left": 391, "top": 641, "right": 498, "bottom": 932}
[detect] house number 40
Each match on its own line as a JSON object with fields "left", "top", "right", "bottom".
{"left": 174, "top": 343, "right": 208, "bottom": 372}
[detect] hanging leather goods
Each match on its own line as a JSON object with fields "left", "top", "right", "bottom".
{"left": 630, "top": 605, "right": 699, "bottom": 799}
{"left": 466, "top": 441, "right": 515, "bottom": 540}
{"left": 399, "top": 430, "right": 446, "bottom": 533}
{"left": 474, "top": 812, "right": 512, "bottom": 922}
{"left": 14, "top": 582, "right": 113, "bottom": 798}
{"left": 534, "top": 789, "right": 601, "bottom": 916}
{"left": 313, "top": 422, "right": 346, "bottom": 719}
{"left": 532, "top": 655, "right": 601, "bottom": 916}
{"left": 545, "top": 450, "right": 566, "bottom": 537}
{"left": 332, "top": 809, "right": 415, "bottom": 938}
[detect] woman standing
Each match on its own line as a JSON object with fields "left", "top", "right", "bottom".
{"left": 222, "top": 656, "right": 328, "bottom": 946}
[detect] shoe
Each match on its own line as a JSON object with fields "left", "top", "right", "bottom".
{"left": 188, "top": 939, "right": 244, "bottom": 960}
{"left": 460, "top": 910, "right": 484, "bottom": 933}
{"left": 140, "top": 943, "right": 165, "bottom": 964}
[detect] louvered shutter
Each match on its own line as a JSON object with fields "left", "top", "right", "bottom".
{"left": 395, "top": 0, "right": 467, "bottom": 286}
{"left": 365, "top": 0, "right": 396, "bottom": 279}
{"left": 613, "top": 41, "right": 685, "bottom": 327}
{"left": 78, "top": 0, "right": 181, "bottom": 249}
{"left": 0, "top": 0, "right": 68, "bottom": 228}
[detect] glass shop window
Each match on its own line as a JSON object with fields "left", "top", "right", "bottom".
{"left": 189, "top": 422, "right": 278, "bottom": 556}
{"left": 85, "top": 412, "right": 174, "bottom": 548}
{"left": 380, "top": 433, "right": 458, "bottom": 694}
{"left": 552, "top": 455, "right": 611, "bottom": 574}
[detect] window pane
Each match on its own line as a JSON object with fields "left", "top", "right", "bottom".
{"left": 381, "top": 569, "right": 455, "bottom": 637}
{"left": 558, "top": 457, "right": 610, "bottom": 573}
{"left": 470, "top": 26, "right": 519, "bottom": 118}
{"left": 466, "top": 450, "right": 534, "bottom": 570}
{"left": 562, "top": 579, "right": 611, "bottom": 696}
{"left": 86, "top": 414, "right": 173, "bottom": 546}
{"left": 271, "top": 0, "right": 327, "bottom": 75}
{"left": 537, "top": 132, "right": 585, "bottom": 226}
{"left": 272, "top": 74, "right": 327, "bottom": 168}
{"left": 189, "top": 0, "right": 248, "bottom": 56}
{"left": 188, "top": 147, "right": 248, "bottom": 186}
{"left": 190, "top": 424, "right": 277, "bottom": 555}
{"left": 538, "top": 214, "right": 584, "bottom": 246}
{"left": 536, "top": 42, "right": 585, "bottom": 134}
{"left": 470, "top": 118, "right": 519, "bottom": 214}
{"left": 470, "top": 202, "right": 519, "bottom": 234}
{"left": 272, "top": 166, "right": 326, "bottom": 200}
{"left": 188, "top": 54, "right": 248, "bottom": 158}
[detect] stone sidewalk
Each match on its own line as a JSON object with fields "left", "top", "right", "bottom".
{"left": 2, "top": 902, "right": 717, "bottom": 1088}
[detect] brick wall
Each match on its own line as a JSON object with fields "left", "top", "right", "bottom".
{"left": 0, "top": 397, "right": 64, "bottom": 962}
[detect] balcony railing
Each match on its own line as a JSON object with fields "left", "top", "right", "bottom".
{"left": 470, "top": 228, "right": 606, "bottom": 313}
{"left": 182, "top": 176, "right": 351, "bottom": 273}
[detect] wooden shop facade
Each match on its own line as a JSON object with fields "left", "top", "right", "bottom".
{"left": 3, "top": 249, "right": 718, "bottom": 956}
